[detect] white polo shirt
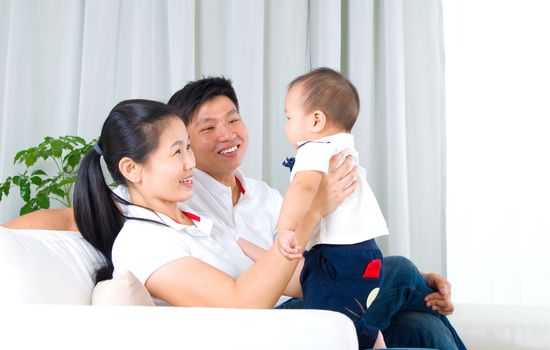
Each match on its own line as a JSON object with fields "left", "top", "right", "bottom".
{"left": 291, "top": 133, "right": 389, "bottom": 248}
{"left": 181, "top": 168, "right": 283, "bottom": 251}
{"left": 112, "top": 205, "right": 250, "bottom": 284}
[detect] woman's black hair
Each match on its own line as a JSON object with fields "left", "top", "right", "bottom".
{"left": 73, "top": 99, "right": 179, "bottom": 283}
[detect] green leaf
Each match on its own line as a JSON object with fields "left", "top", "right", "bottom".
{"left": 14, "top": 147, "right": 37, "bottom": 166}
{"left": 50, "top": 139, "right": 64, "bottom": 158}
{"left": 14, "top": 149, "right": 29, "bottom": 164}
{"left": 58, "top": 176, "right": 76, "bottom": 187}
{"left": 50, "top": 186, "right": 66, "bottom": 198}
{"left": 30, "top": 176, "right": 44, "bottom": 186}
{"left": 64, "top": 152, "right": 82, "bottom": 170}
{"left": 20, "top": 203, "right": 35, "bottom": 215}
{"left": 19, "top": 178, "right": 31, "bottom": 202}
{"left": 25, "top": 152, "right": 39, "bottom": 167}
{"left": 72, "top": 136, "right": 87, "bottom": 145}
{"left": 31, "top": 169, "right": 47, "bottom": 176}
{"left": 36, "top": 192, "right": 50, "bottom": 209}
{"left": 12, "top": 175, "right": 21, "bottom": 185}
{"left": 0, "top": 179, "right": 12, "bottom": 199}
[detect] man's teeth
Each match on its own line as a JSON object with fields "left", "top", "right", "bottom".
{"left": 219, "top": 146, "right": 237, "bottom": 154}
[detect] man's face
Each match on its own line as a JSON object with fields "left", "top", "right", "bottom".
{"left": 186, "top": 95, "right": 248, "bottom": 182}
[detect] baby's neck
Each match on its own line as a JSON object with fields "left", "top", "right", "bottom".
{"left": 308, "top": 126, "right": 348, "bottom": 141}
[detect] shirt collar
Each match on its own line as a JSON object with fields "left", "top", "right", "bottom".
{"left": 193, "top": 168, "right": 247, "bottom": 196}
{"left": 126, "top": 204, "right": 213, "bottom": 236}
{"left": 297, "top": 132, "right": 355, "bottom": 147}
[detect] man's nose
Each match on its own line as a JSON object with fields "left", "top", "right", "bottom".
{"left": 217, "top": 124, "right": 236, "bottom": 140}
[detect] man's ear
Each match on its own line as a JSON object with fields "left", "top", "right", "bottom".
{"left": 119, "top": 157, "right": 142, "bottom": 184}
{"left": 312, "top": 110, "right": 327, "bottom": 132}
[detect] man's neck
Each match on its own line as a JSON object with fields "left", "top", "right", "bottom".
{"left": 207, "top": 170, "right": 242, "bottom": 206}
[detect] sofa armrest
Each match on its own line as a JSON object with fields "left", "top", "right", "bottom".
{"left": 0, "top": 305, "right": 358, "bottom": 350}
{"left": 449, "top": 303, "right": 550, "bottom": 350}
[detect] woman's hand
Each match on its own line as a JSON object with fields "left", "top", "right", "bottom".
{"left": 422, "top": 272, "right": 455, "bottom": 315}
{"left": 311, "top": 153, "right": 358, "bottom": 217}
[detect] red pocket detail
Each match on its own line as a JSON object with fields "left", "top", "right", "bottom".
{"left": 362, "top": 259, "right": 381, "bottom": 278}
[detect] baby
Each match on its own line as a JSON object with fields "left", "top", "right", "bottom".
{"left": 278, "top": 67, "right": 388, "bottom": 349}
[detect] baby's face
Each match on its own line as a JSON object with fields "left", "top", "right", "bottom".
{"left": 284, "top": 84, "right": 314, "bottom": 149}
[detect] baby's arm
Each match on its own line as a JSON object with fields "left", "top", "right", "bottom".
{"left": 277, "top": 171, "right": 323, "bottom": 259}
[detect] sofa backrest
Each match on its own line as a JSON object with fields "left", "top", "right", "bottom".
{"left": 0, "top": 226, "right": 104, "bottom": 304}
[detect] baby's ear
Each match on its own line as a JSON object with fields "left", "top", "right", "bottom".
{"left": 311, "top": 110, "right": 327, "bottom": 132}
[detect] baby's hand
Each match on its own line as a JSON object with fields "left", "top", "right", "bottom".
{"left": 277, "top": 229, "right": 302, "bottom": 260}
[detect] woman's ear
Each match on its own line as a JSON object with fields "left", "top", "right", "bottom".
{"left": 312, "top": 110, "right": 327, "bottom": 132}
{"left": 119, "top": 157, "right": 142, "bottom": 184}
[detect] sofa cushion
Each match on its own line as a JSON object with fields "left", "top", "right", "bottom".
{"left": 92, "top": 270, "right": 154, "bottom": 306}
{"left": 0, "top": 226, "right": 105, "bottom": 304}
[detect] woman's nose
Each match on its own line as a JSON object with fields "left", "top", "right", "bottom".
{"left": 183, "top": 151, "right": 196, "bottom": 170}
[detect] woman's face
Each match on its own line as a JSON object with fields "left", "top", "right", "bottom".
{"left": 185, "top": 95, "right": 248, "bottom": 183}
{"left": 139, "top": 117, "right": 196, "bottom": 205}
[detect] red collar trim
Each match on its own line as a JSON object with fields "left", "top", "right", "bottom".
{"left": 235, "top": 177, "right": 246, "bottom": 194}
{"left": 182, "top": 211, "right": 201, "bottom": 222}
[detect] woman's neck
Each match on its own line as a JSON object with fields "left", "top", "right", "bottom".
{"left": 128, "top": 187, "right": 193, "bottom": 225}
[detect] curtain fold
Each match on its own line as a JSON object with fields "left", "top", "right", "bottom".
{"left": 0, "top": 0, "right": 446, "bottom": 274}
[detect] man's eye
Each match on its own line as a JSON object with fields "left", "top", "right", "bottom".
{"left": 229, "top": 118, "right": 240, "bottom": 124}
{"left": 201, "top": 126, "right": 214, "bottom": 132}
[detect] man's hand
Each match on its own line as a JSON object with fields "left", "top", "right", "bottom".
{"left": 422, "top": 272, "right": 454, "bottom": 315}
{"left": 311, "top": 153, "right": 358, "bottom": 217}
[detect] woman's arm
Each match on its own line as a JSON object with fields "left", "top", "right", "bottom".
{"left": 1, "top": 208, "right": 77, "bottom": 231}
{"left": 145, "top": 205, "right": 323, "bottom": 308}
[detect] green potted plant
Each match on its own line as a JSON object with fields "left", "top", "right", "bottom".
{"left": 0, "top": 135, "right": 96, "bottom": 215}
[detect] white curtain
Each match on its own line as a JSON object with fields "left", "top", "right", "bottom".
{"left": 0, "top": 0, "right": 446, "bottom": 274}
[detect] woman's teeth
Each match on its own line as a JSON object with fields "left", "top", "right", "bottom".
{"left": 219, "top": 146, "right": 238, "bottom": 154}
{"left": 179, "top": 178, "right": 192, "bottom": 184}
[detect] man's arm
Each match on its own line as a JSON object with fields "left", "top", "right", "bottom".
{"left": 1, "top": 208, "right": 77, "bottom": 231}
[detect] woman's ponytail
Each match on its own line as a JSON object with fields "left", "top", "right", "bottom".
{"left": 73, "top": 147, "right": 123, "bottom": 283}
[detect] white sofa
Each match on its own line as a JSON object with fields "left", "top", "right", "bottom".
{"left": 1, "top": 226, "right": 549, "bottom": 350}
{"left": 0, "top": 226, "right": 358, "bottom": 350}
